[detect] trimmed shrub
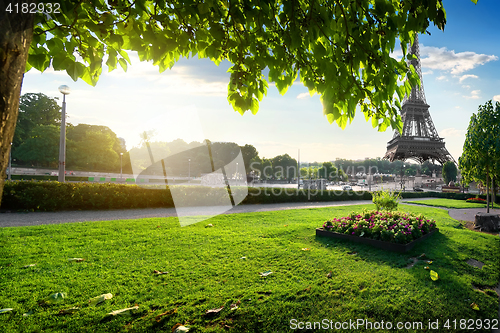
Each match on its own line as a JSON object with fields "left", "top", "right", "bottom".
{"left": 2, "top": 181, "right": 498, "bottom": 212}
{"left": 372, "top": 189, "right": 401, "bottom": 211}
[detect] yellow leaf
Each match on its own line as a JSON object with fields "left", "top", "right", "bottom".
{"left": 301, "top": 248, "right": 310, "bottom": 251}
{"left": 89, "top": 293, "right": 113, "bottom": 306}
{"left": 107, "top": 305, "right": 139, "bottom": 316}
{"left": 470, "top": 302, "right": 479, "bottom": 311}
{"left": 430, "top": 270, "right": 439, "bottom": 281}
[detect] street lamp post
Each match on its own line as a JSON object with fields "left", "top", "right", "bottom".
{"left": 400, "top": 164, "right": 406, "bottom": 191}
{"left": 58, "top": 85, "right": 70, "bottom": 182}
{"left": 8, "top": 142, "right": 12, "bottom": 180}
{"left": 368, "top": 165, "right": 371, "bottom": 192}
{"left": 188, "top": 158, "right": 191, "bottom": 183}
{"left": 120, "top": 153, "right": 123, "bottom": 180}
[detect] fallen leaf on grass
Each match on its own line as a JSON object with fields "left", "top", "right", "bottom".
{"left": 424, "top": 266, "right": 430, "bottom": 270}
{"left": 172, "top": 324, "right": 190, "bottom": 333}
{"left": 206, "top": 224, "right": 214, "bottom": 228}
{"left": 430, "top": 270, "right": 439, "bottom": 281}
{"left": 68, "top": 258, "right": 84, "bottom": 262}
{"left": 44, "top": 292, "right": 67, "bottom": 304}
{"left": 301, "top": 248, "right": 310, "bottom": 251}
{"left": 470, "top": 302, "right": 479, "bottom": 311}
{"left": 0, "top": 308, "right": 14, "bottom": 314}
{"left": 259, "top": 271, "right": 273, "bottom": 277}
{"left": 326, "top": 272, "right": 332, "bottom": 278}
{"left": 23, "top": 311, "right": 34, "bottom": 317}
{"left": 284, "top": 225, "right": 288, "bottom": 227}
{"left": 23, "top": 264, "right": 36, "bottom": 268}
{"left": 58, "top": 307, "right": 80, "bottom": 315}
{"left": 89, "top": 293, "right": 113, "bottom": 306}
{"left": 230, "top": 300, "right": 241, "bottom": 310}
{"left": 153, "top": 270, "right": 168, "bottom": 275}
{"left": 107, "top": 305, "right": 139, "bottom": 316}
{"left": 240, "top": 257, "right": 246, "bottom": 260}
{"left": 205, "top": 306, "right": 224, "bottom": 315}
{"left": 426, "top": 261, "right": 433, "bottom": 264}
{"left": 155, "top": 308, "right": 177, "bottom": 322}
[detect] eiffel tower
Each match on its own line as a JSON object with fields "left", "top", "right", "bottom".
{"left": 383, "top": 35, "right": 454, "bottom": 165}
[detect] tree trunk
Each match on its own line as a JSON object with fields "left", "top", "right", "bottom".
{"left": 486, "top": 175, "right": 490, "bottom": 213}
{"left": 0, "top": 3, "right": 35, "bottom": 207}
{"left": 491, "top": 176, "right": 497, "bottom": 208}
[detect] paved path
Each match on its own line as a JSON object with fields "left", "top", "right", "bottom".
{"left": 0, "top": 200, "right": 374, "bottom": 228}
{"left": 0, "top": 198, "right": 498, "bottom": 228}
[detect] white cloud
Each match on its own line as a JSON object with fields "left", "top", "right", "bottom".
{"left": 422, "top": 70, "right": 434, "bottom": 75}
{"left": 420, "top": 45, "right": 498, "bottom": 74}
{"left": 454, "top": 106, "right": 461, "bottom": 109}
{"left": 436, "top": 76, "right": 447, "bottom": 81}
{"left": 463, "top": 90, "right": 481, "bottom": 99}
{"left": 296, "top": 92, "right": 310, "bottom": 99}
{"left": 493, "top": 95, "right": 500, "bottom": 103}
{"left": 440, "top": 128, "right": 466, "bottom": 138}
{"left": 462, "top": 85, "right": 471, "bottom": 89}
{"left": 459, "top": 74, "right": 478, "bottom": 83}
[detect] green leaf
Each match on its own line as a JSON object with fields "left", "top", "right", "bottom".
{"left": 118, "top": 58, "right": 128, "bottom": 72}
{"left": 66, "top": 62, "right": 85, "bottom": 81}
{"left": 52, "top": 54, "right": 72, "bottom": 71}
{"left": 249, "top": 98, "right": 259, "bottom": 115}
{"left": 336, "top": 115, "right": 348, "bottom": 129}
{"left": 470, "top": 0, "right": 478, "bottom": 4}
{"left": 28, "top": 53, "right": 50, "bottom": 72}
{"left": 378, "top": 118, "right": 390, "bottom": 132}
{"left": 430, "top": 270, "right": 439, "bottom": 281}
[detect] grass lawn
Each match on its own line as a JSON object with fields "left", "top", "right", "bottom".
{"left": 406, "top": 198, "right": 500, "bottom": 209}
{"left": 0, "top": 204, "right": 499, "bottom": 332}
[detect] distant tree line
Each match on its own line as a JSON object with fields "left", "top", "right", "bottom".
{"left": 11, "top": 93, "right": 444, "bottom": 178}
{"left": 11, "top": 93, "right": 127, "bottom": 172}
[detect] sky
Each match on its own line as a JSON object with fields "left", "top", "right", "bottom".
{"left": 21, "top": 0, "right": 500, "bottom": 164}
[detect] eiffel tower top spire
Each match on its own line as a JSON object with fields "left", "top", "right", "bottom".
{"left": 403, "top": 34, "right": 427, "bottom": 105}
{"left": 383, "top": 34, "right": 455, "bottom": 165}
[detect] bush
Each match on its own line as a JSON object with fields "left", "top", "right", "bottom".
{"left": 466, "top": 197, "right": 486, "bottom": 203}
{"left": 2, "top": 181, "right": 498, "bottom": 212}
{"left": 371, "top": 188, "right": 401, "bottom": 211}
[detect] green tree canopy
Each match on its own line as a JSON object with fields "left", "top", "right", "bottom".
{"left": 14, "top": 124, "right": 60, "bottom": 167}
{"left": 272, "top": 154, "right": 297, "bottom": 180}
{"left": 459, "top": 100, "right": 500, "bottom": 210}
{"left": 66, "top": 124, "right": 123, "bottom": 171}
{"left": 13, "top": 93, "right": 61, "bottom": 149}
{"left": 23, "top": 0, "right": 451, "bottom": 129}
{"left": 442, "top": 161, "right": 457, "bottom": 185}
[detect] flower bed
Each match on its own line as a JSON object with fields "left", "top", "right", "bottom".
{"left": 320, "top": 210, "right": 437, "bottom": 245}
{"left": 466, "top": 198, "right": 486, "bottom": 203}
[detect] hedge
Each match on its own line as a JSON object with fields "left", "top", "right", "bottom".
{"left": 1, "top": 181, "right": 498, "bottom": 212}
